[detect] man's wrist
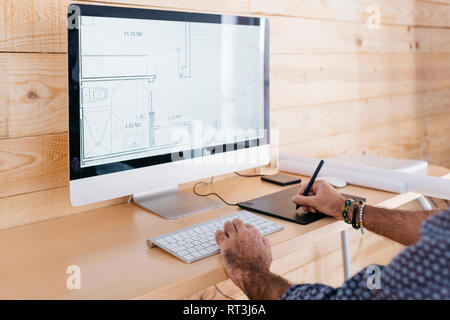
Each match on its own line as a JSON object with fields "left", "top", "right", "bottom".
{"left": 348, "top": 201, "right": 358, "bottom": 223}
{"left": 240, "top": 269, "right": 291, "bottom": 300}
{"left": 332, "top": 196, "right": 347, "bottom": 219}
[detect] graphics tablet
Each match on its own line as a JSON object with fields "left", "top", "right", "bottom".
{"left": 238, "top": 186, "right": 366, "bottom": 225}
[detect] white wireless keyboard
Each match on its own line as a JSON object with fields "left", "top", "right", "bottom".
{"left": 147, "top": 210, "right": 283, "bottom": 263}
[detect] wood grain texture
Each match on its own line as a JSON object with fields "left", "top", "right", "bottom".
{"left": 0, "top": 133, "right": 68, "bottom": 198}
{"left": 0, "top": 0, "right": 66, "bottom": 53}
{"left": 0, "top": 55, "right": 7, "bottom": 138}
{"left": 270, "top": 16, "right": 450, "bottom": 54}
{"left": 279, "top": 113, "right": 450, "bottom": 164}
{"left": 252, "top": 0, "right": 450, "bottom": 27}
{"left": 273, "top": 89, "right": 450, "bottom": 146}
{"left": 0, "top": 187, "right": 128, "bottom": 230}
{"left": 271, "top": 53, "right": 450, "bottom": 109}
{"left": 419, "top": 0, "right": 450, "bottom": 5}
{"left": 0, "top": 53, "right": 67, "bottom": 139}
{"left": 421, "top": 114, "right": 450, "bottom": 167}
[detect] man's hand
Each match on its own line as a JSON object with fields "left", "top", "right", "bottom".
{"left": 291, "top": 180, "right": 346, "bottom": 219}
{"left": 215, "top": 219, "right": 291, "bottom": 299}
{"left": 215, "top": 219, "right": 271, "bottom": 289}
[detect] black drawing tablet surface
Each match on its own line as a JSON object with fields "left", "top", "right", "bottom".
{"left": 238, "top": 186, "right": 366, "bottom": 225}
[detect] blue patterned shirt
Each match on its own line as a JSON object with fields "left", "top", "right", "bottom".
{"left": 282, "top": 209, "right": 450, "bottom": 300}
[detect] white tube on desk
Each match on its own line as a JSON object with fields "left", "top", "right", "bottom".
{"left": 280, "top": 159, "right": 408, "bottom": 194}
{"left": 280, "top": 154, "right": 450, "bottom": 200}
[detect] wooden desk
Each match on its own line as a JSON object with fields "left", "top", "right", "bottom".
{"left": 0, "top": 166, "right": 448, "bottom": 299}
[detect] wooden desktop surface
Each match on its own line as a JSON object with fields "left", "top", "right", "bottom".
{"left": 0, "top": 166, "right": 448, "bottom": 299}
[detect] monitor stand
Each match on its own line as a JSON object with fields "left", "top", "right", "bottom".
{"left": 133, "top": 186, "right": 223, "bottom": 219}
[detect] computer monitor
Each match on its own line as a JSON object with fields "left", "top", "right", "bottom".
{"left": 68, "top": 4, "right": 270, "bottom": 218}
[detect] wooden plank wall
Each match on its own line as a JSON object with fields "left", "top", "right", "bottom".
{"left": 0, "top": 0, "right": 448, "bottom": 300}
{"left": 0, "top": 1, "right": 449, "bottom": 232}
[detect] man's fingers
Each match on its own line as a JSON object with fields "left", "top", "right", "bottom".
{"left": 233, "top": 219, "right": 245, "bottom": 232}
{"left": 291, "top": 194, "right": 318, "bottom": 208}
{"left": 311, "top": 181, "right": 323, "bottom": 193}
{"left": 245, "top": 223, "right": 259, "bottom": 231}
{"left": 296, "top": 184, "right": 307, "bottom": 196}
{"left": 224, "top": 220, "right": 237, "bottom": 236}
{"left": 262, "top": 236, "right": 270, "bottom": 247}
{"left": 245, "top": 223, "right": 262, "bottom": 236}
{"left": 302, "top": 206, "right": 317, "bottom": 213}
{"left": 215, "top": 230, "right": 227, "bottom": 245}
{"left": 294, "top": 184, "right": 316, "bottom": 211}
{"left": 245, "top": 223, "right": 256, "bottom": 230}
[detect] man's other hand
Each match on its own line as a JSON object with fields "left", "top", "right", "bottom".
{"left": 291, "top": 180, "right": 346, "bottom": 219}
{"left": 215, "top": 219, "right": 272, "bottom": 291}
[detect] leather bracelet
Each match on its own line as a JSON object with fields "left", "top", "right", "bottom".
{"left": 352, "top": 202, "right": 360, "bottom": 230}
{"left": 342, "top": 199, "right": 354, "bottom": 224}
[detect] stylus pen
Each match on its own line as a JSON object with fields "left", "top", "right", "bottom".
{"left": 296, "top": 159, "right": 325, "bottom": 210}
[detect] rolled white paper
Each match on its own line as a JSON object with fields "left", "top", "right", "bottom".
{"left": 280, "top": 159, "right": 408, "bottom": 194}
{"left": 279, "top": 154, "right": 450, "bottom": 200}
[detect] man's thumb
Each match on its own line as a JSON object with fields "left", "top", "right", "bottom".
{"left": 291, "top": 195, "right": 317, "bottom": 207}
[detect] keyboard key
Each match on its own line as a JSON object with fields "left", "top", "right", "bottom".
{"left": 165, "top": 237, "right": 175, "bottom": 243}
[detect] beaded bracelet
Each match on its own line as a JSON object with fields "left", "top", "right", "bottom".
{"left": 352, "top": 202, "right": 360, "bottom": 230}
{"left": 359, "top": 201, "right": 366, "bottom": 234}
{"left": 342, "top": 199, "right": 355, "bottom": 224}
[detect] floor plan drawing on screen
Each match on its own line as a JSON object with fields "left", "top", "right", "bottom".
{"left": 78, "top": 15, "right": 264, "bottom": 167}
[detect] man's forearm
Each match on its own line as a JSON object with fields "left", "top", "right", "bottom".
{"left": 351, "top": 203, "right": 442, "bottom": 245}
{"left": 240, "top": 270, "right": 291, "bottom": 300}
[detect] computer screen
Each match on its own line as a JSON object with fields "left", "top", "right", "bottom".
{"left": 68, "top": 6, "right": 270, "bottom": 206}
{"left": 76, "top": 13, "right": 266, "bottom": 168}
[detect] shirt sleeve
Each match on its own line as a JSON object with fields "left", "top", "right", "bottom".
{"left": 281, "top": 266, "right": 385, "bottom": 300}
{"left": 281, "top": 283, "right": 337, "bottom": 300}
{"left": 281, "top": 209, "right": 450, "bottom": 300}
